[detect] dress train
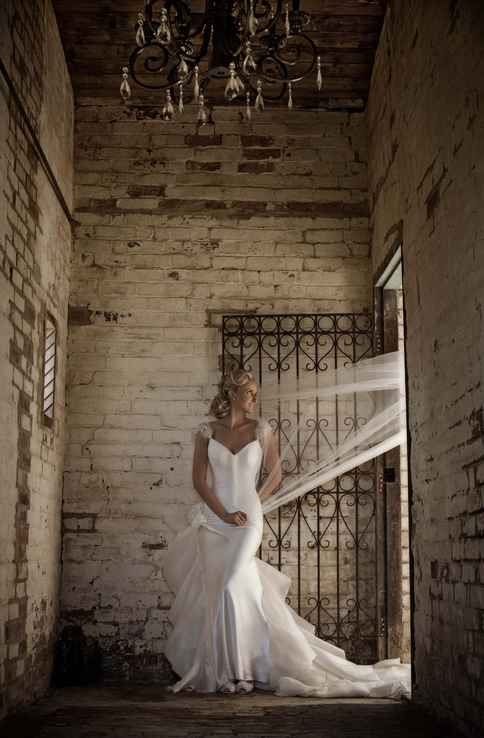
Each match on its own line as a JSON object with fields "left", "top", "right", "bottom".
{"left": 163, "top": 422, "right": 411, "bottom": 699}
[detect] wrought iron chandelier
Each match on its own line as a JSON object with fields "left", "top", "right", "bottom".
{"left": 120, "top": 0, "right": 323, "bottom": 122}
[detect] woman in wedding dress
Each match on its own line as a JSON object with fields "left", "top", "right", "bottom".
{"left": 163, "top": 368, "right": 411, "bottom": 698}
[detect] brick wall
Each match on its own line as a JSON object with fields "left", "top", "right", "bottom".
{"left": 368, "top": 1, "right": 484, "bottom": 735}
{"left": 62, "top": 101, "right": 372, "bottom": 678}
{"left": 0, "top": 0, "right": 73, "bottom": 717}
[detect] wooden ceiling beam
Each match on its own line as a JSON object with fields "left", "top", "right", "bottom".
{"left": 53, "top": 0, "right": 387, "bottom": 109}
{"left": 53, "top": 0, "right": 386, "bottom": 14}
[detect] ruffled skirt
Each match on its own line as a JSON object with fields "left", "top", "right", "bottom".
{"left": 163, "top": 514, "right": 411, "bottom": 699}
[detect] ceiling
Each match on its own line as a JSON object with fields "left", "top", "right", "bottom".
{"left": 53, "top": 0, "right": 388, "bottom": 111}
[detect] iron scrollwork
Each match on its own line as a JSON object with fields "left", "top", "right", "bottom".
{"left": 222, "top": 313, "right": 378, "bottom": 663}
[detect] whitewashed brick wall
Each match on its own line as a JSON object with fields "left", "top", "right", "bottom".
{"left": 0, "top": 0, "right": 73, "bottom": 716}
{"left": 62, "top": 101, "right": 372, "bottom": 678}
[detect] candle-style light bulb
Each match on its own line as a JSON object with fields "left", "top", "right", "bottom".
{"left": 120, "top": 66, "right": 131, "bottom": 101}
{"left": 156, "top": 8, "right": 171, "bottom": 44}
{"left": 254, "top": 79, "right": 264, "bottom": 111}
{"left": 243, "top": 41, "right": 257, "bottom": 74}
{"left": 193, "top": 65, "right": 200, "bottom": 101}
{"left": 197, "top": 94, "right": 208, "bottom": 125}
{"left": 136, "top": 12, "right": 146, "bottom": 46}
{"left": 246, "top": 92, "right": 252, "bottom": 121}
{"left": 177, "top": 58, "right": 189, "bottom": 80}
{"left": 162, "top": 89, "right": 175, "bottom": 120}
{"left": 248, "top": 0, "right": 258, "bottom": 35}
{"left": 316, "top": 56, "right": 323, "bottom": 91}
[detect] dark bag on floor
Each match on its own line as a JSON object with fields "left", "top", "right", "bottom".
{"left": 52, "top": 624, "right": 102, "bottom": 686}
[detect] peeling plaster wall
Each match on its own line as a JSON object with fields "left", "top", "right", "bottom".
{"left": 368, "top": 1, "right": 484, "bottom": 735}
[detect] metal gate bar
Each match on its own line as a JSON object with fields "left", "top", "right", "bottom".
{"left": 222, "top": 313, "right": 379, "bottom": 662}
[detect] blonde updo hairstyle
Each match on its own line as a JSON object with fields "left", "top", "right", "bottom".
{"left": 209, "top": 366, "right": 256, "bottom": 419}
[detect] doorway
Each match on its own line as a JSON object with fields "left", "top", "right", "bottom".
{"left": 374, "top": 244, "right": 411, "bottom": 662}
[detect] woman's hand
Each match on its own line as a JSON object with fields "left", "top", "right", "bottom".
{"left": 223, "top": 510, "right": 248, "bottom": 526}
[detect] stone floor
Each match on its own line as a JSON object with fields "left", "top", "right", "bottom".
{"left": 0, "top": 685, "right": 463, "bottom": 738}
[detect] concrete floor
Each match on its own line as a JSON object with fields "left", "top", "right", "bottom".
{"left": 0, "top": 685, "right": 464, "bottom": 738}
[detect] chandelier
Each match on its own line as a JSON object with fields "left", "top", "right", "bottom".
{"left": 120, "top": 0, "right": 323, "bottom": 122}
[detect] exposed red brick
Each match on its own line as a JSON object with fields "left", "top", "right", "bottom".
{"left": 238, "top": 162, "right": 275, "bottom": 173}
{"left": 242, "top": 148, "right": 281, "bottom": 160}
{"left": 186, "top": 161, "right": 221, "bottom": 171}
{"left": 185, "top": 134, "right": 222, "bottom": 147}
{"left": 5, "top": 619, "right": 25, "bottom": 644}
{"left": 23, "top": 297, "right": 35, "bottom": 327}
{"left": 127, "top": 185, "right": 166, "bottom": 197}
{"left": 240, "top": 135, "right": 275, "bottom": 147}
{"left": 68, "top": 305, "right": 93, "bottom": 326}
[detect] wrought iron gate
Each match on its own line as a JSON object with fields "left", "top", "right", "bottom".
{"left": 222, "top": 313, "right": 381, "bottom": 663}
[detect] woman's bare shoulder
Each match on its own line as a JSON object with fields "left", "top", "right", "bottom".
{"left": 256, "top": 417, "right": 274, "bottom": 441}
{"left": 256, "top": 417, "right": 271, "bottom": 430}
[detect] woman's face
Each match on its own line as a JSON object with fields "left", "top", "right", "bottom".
{"left": 233, "top": 381, "right": 257, "bottom": 414}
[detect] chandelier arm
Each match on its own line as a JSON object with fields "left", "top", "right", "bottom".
{"left": 165, "top": 0, "right": 192, "bottom": 34}
{"left": 239, "top": 1, "right": 310, "bottom": 40}
{"left": 234, "top": 53, "right": 288, "bottom": 102}
{"left": 234, "top": 0, "right": 285, "bottom": 39}
{"left": 128, "top": 44, "right": 175, "bottom": 91}
{"left": 269, "top": 32, "right": 318, "bottom": 82}
{"left": 165, "top": 0, "right": 211, "bottom": 46}
{"left": 128, "top": 5, "right": 215, "bottom": 91}
{"left": 202, "top": 0, "right": 286, "bottom": 64}
{"left": 235, "top": 33, "right": 318, "bottom": 87}
{"left": 210, "top": 0, "right": 247, "bottom": 69}
{"left": 124, "top": 0, "right": 318, "bottom": 103}
{"left": 249, "top": 0, "right": 284, "bottom": 37}
{"left": 246, "top": 79, "right": 287, "bottom": 102}
{"left": 142, "top": 0, "right": 155, "bottom": 40}
{"left": 186, "top": 14, "right": 215, "bottom": 67}
{"left": 166, "top": 0, "right": 217, "bottom": 71}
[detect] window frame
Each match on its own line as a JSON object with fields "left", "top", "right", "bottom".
{"left": 41, "top": 312, "right": 57, "bottom": 428}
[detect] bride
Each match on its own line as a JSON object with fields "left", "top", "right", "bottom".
{"left": 163, "top": 367, "right": 411, "bottom": 698}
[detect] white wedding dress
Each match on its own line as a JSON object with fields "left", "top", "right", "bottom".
{"left": 163, "top": 419, "right": 411, "bottom": 698}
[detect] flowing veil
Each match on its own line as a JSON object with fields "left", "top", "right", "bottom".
{"left": 256, "top": 350, "right": 406, "bottom": 513}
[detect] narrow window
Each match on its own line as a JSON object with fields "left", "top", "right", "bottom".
{"left": 42, "top": 314, "right": 57, "bottom": 426}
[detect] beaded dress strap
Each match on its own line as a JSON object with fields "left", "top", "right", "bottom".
{"left": 197, "top": 420, "right": 269, "bottom": 444}
{"left": 197, "top": 422, "right": 213, "bottom": 440}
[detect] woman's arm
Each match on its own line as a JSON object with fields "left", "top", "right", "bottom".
{"left": 258, "top": 429, "right": 282, "bottom": 503}
{"left": 192, "top": 431, "right": 247, "bottom": 526}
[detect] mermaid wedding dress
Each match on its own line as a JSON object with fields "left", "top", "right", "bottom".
{"left": 163, "top": 419, "right": 411, "bottom": 698}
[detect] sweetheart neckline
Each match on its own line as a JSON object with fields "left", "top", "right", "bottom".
{"left": 209, "top": 437, "right": 260, "bottom": 457}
